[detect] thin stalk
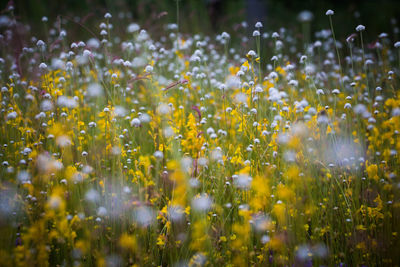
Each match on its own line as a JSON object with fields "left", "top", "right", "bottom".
{"left": 359, "top": 31, "right": 370, "bottom": 99}
{"left": 328, "top": 15, "right": 344, "bottom": 90}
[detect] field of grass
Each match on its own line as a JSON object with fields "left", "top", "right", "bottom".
{"left": 1, "top": 5, "right": 400, "bottom": 266}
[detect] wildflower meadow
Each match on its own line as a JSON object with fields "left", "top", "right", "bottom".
{"left": 1, "top": 2, "right": 400, "bottom": 266}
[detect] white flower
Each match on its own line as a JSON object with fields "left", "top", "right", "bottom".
{"left": 48, "top": 195, "right": 62, "bottom": 209}
{"left": 104, "top": 13, "right": 112, "bottom": 19}
{"left": 365, "top": 59, "right": 373, "bottom": 65}
{"left": 127, "top": 23, "right": 140, "bottom": 33}
{"left": 392, "top": 108, "right": 400, "bottom": 117}
{"left": 130, "top": 118, "right": 141, "bottom": 127}
{"left": 56, "top": 135, "right": 71, "bottom": 147}
{"left": 288, "top": 80, "right": 298, "bottom": 86}
{"left": 394, "top": 41, "right": 400, "bottom": 48}
{"left": 114, "top": 106, "right": 127, "bottom": 117}
{"left": 234, "top": 92, "right": 247, "bottom": 103}
{"left": 221, "top": 32, "right": 230, "bottom": 39}
{"left": 83, "top": 49, "right": 92, "bottom": 57}
{"left": 314, "top": 40, "right": 322, "bottom": 47}
{"left": 87, "top": 83, "right": 103, "bottom": 98}
{"left": 51, "top": 58, "right": 65, "bottom": 70}
{"left": 206, "top": 127, "right": 215, "bottom": 135}
{"left": 255, "top": 86, "right": 263, "bottom": 93}
{"left": 145, "top": 65, "right": 153, "bottom": 73}
{"left": 87, "top": 38, "right": 100, "bottom": 49}
{"left": 297, "top": 10, "right": 314, "bottom": 22}
{"left": 379, "top": 32, "right": 388, "bottom": 38}
{"left": 167, "top": 23, "right": 178, "bottom": 30}
{"left": 325, "top": 9, "right": 334, "bottom": 16}
{"left": 57, "top": 96, "right": 77, "bottom": 108}
{"left": 97, "top": 206, "right": 107, "bottom": 216}
{"left": 261, "top": 235, "right": 270, "bottom": 244}
{"left": 192, "top": 194, "right": 212, "bottom": 212}
{"left": 157, "top": 103, "right": 170, "bottom": 115}
{"left": 41, "top": 100, "right": 53, "bottom": 111}
{"left": 36, "top": 40, "right": 45, "bottom": 47}
{"left": 233, "top": 174, "right": 252, "bottom": 189}
{"left": 255, "top": 21, "right": 263, "bottom": 28}
{"left": 356, "top": 25, "right": 365, "bottom": 32}
{"left": 167, "top": 205, "right": 185, "bottom": 222}
{"left": 6, "top": 111, "right": 17, "bottom": 120}
{"left": 354, "top": 104, "right": 367, "bottom": 114}
{"left": 17, "top": 170, "right": 30, "bottom": 183}
{"left": 85, "top": 189, "right": 100, "bottom": 203}
{"left": 236, "top": 70, "right": 245, "bottom": 77}
{"left": 247, "top": 50, "right": 257, "bottom": 57}
{"left": 163, "top": 126, "right": 174, "bottom": 138}
{"left": 39, "top": 63, "right": 47, "bottom": 70}
{"left": 181, "top": 157, "right": 193, "bottom": 173}
{"left": 153, "top": 150, "right": 163, "bottom": 159}
{"left": 253, "top": 30, "right": 260, "bottom": 37}
{"left": 133, "top": 206, "right": 155, "bottom": 227}
{"left": 139, "top": 113, "right": 151, "bottom": 123}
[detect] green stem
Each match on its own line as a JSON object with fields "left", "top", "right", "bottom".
{"left": 329, "top": 16, "right": 343, "bottom": 90}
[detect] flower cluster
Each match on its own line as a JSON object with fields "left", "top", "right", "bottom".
{"left": 0, "top": 9, "right": 399, "bottom": 266}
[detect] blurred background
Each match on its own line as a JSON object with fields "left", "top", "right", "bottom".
{"left": 2, "top": 0, "right": 400, "bottom": 42}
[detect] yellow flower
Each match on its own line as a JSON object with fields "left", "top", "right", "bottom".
{"left": 366, "top": 162, "right": 379, "bottom": 181}
{"left": 156, "top": 234, "right": 166, "bottom": 247}
{"left": 119, "top": 233, "right": 137, "bottom": 252}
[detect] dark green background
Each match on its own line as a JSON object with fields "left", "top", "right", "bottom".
{"left": 2, "top": 0, "right": 400, "bottom": 42}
